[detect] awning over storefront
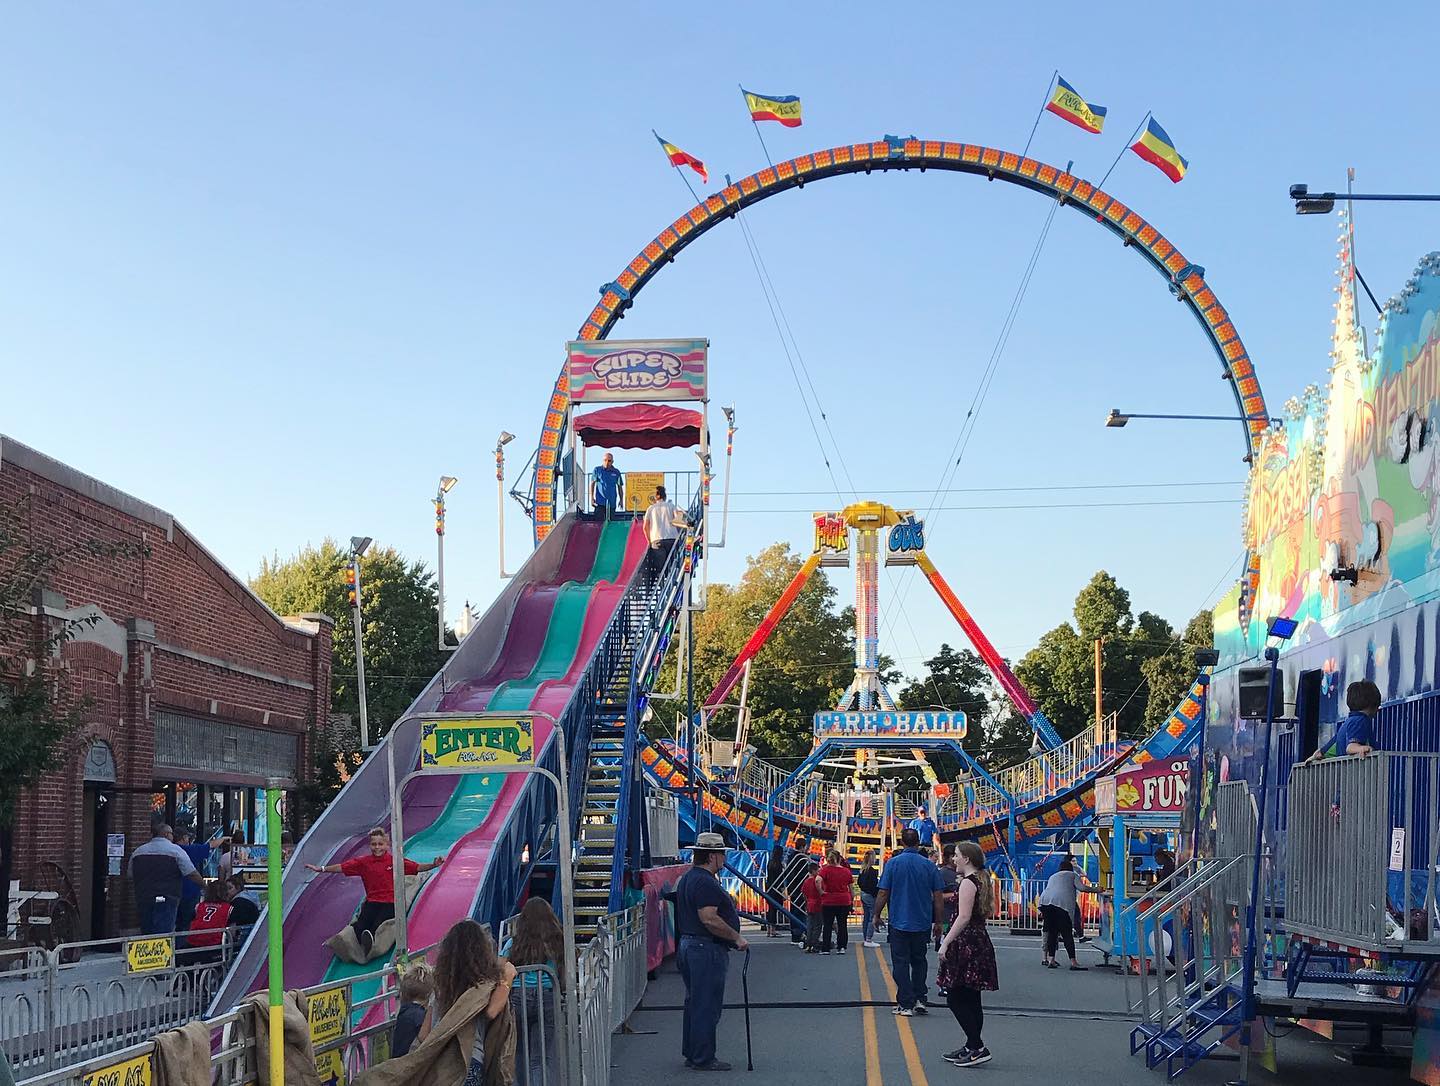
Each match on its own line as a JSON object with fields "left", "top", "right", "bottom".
{"left": 572, "top": 403, "right": 704, "bottom": 450}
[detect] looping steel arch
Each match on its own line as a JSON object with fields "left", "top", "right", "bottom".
{"left": 530, "top": 136, "right": 1268, "bottom": 543}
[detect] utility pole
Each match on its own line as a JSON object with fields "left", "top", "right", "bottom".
{"left": 1094, "top": 638, "right": 1104, "bottom": 747}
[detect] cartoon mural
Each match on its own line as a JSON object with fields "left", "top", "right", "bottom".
{"left": 1217, "top": 224, "right": 1440, "bottom": 686}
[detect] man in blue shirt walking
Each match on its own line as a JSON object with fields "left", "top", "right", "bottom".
{"left": 874, "top": 828, "right": 945, "bottom": 1015}
{"left": 592, "top": 452, "right": 623, "bottom": 519}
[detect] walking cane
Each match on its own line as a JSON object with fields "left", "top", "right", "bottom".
{"left": 742, "top": 946, "right": 754, "bottom": 1071}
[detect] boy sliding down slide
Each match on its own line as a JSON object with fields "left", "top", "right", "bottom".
{"left": 306, "top": 828, "right": 443, "bottom": 956}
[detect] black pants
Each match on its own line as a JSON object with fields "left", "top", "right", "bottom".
{"left": 947, "top": 985, "right": 984, "bottom": 1050}
{"left": 1041, "top": 904, "right": 1075, "bottom": 960}
{"left": 821, "top": 905, "right": 849, "bottom": 951}
{"left": 350, "top": 900, "right": 395, "bottom": 942}
{"left": 644, "top": 538, "right": 677, "bottom": 584}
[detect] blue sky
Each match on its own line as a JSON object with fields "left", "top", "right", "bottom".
{"left": 4, "top": 4, "right": 1439, "bottom": 689}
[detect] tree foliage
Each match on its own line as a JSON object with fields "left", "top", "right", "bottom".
{"left": 679, "top": 543, "right": 853, "bottom": 761}
{"left": 251, "top": 540, "right": 445, "bottom": 815}
{"left": 1012, "top": 571, "right": 1212, "bottom": 741}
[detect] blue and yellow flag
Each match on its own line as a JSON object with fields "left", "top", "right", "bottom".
{"left": 1130, "top": 117, "right": 1189, "bottom": 183}
{"left": 1044, "top": 75, "right": 1107, "bottom": 135}
{"left": 743, "top": 88, "right": 803, "bottom": 128}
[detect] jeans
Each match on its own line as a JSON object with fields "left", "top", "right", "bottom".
{"left": 947, "top": 985, "right": 985, "bottom": 1050}
{"left": 144, "top": 896, "right": 179, "bottom": 936}
{"left": 678, "top": 937, "right": 729, "bottom": 1067}
{"left": 805, "top": 911, "right": 822, "bottom": 949}
{"left": 860, "top": 893, "right": 877, "bottom": 943}
{"left": 821, "top": 905, "right": 849, "bottom": 952}
{"left": 510, "top": 984, "right": 558, "bottom": 1086}
{"left": 1041, "top": 904, "right": 1076, "bottom": 961}
{"left": 888, "top": 928, "right": 931, "bottom": 1009}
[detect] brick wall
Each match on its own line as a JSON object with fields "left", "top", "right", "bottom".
{"left": 0, "top": 435, "right": 332, "bottom": 937}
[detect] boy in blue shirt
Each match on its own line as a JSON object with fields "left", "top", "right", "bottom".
{"left": 1310, "top": 679, "right": 1380, "bottom": 760}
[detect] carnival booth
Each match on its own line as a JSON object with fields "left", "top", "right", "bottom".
{"left": 1094, "top": 756, "right": 1188, "bottom": 969}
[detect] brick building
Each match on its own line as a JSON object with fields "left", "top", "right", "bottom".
{"left": 0, "top": 435, "right": 331, "bottom": 940}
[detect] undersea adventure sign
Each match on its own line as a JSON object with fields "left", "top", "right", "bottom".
{"left": 420, "top": 718, "right": 535, "bottom": 768}
{"left": 124, "top": 936, "right": 173, "bottom": 973}
{"left": 814, "top": 710, "right": 967, "bottom": 739}
{"left": 566, "top": 338, "right": 708, "bottom": 403}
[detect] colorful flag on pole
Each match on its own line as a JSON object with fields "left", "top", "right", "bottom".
{"left": 1129, "top": 117, "right": 1189, "bottom": 183}
{"left": 655, "top": 133, "right": 708, "bottom": 184}
{"left": 742, "top": 88, "right": 803, "bottom": 128}
{"left": 1044, "top": 75, "right": 1107, "bottom": 135}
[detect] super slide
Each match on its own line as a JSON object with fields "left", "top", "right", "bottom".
{"left": 210, "top": 514, "right": 646, "bottom": 1014}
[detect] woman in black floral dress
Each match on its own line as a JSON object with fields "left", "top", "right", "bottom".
{"left": 936, "top": 841, "right": 999, "bottom": 1067}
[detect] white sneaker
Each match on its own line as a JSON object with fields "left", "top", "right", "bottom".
{"left": 863, "top": 941, "right": 880, "bottom": 948}
{"left": 838, "top": 946, "right": 847, "bottom": 953}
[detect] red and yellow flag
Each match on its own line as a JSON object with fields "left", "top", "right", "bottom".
{"left": 742, "top": 88, "right": 803, "bottom": 127}
{"left": 655, "top": 133, "right": 708, "bottom": 184}
{"left": 1044, "top": 75, "right": 1106, "bottom": 135}
{"left": 1130, "top": 117, "right": 1189, "bottom": 183}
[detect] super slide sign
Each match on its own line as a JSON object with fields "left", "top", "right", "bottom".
{"left": 566, "top": 338, "right": 707, "bottom": 403}
{"left": 813, "top": 710, "right": 967, "bottom": 739}
{"left": 420, "top": 718, "right": 535, "bottom": 768}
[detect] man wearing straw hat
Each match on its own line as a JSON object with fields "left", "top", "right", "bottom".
{"left": 675, "top": 831, "right": 748, "bottom": 1071}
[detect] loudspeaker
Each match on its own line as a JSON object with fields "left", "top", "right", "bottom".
{"left": 1238, "top": 667, "right": 1273, "bottom": 720}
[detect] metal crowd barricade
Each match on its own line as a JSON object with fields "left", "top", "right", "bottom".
{"left": 988, "top": 877, "right": 1101, "bottom": 935}
{"left": 645, "top": 790, "right": 680, "bottom": 862}
{"left": 1287, "top": 751, "right": 1440, "bottom": 951}
{"left": 2, "top": 926, "right": 249, "bottom": 1077}
{"left": 576, "top": 930, "right": 614, "bottom": 1086}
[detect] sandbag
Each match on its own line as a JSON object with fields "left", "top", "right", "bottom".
{"left": 244, "top": 989, "right": 322, "bottom": 1086}
{"left": 152, "top": 1020, "right": 210, "bottom": 1086}
{"left": 324, "top": 872, "right": 429, "bottom": 964}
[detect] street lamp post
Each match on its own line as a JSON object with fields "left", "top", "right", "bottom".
{"left": 1104, "top": 409, "right": 1278, "bottom": 428}
{"left": 496, "top": 431, "right": 515, "bottom": 578}
{"left": 1288, "top": 183, "right": 1440, "bottom": 215}
{"left": 349, "top": 535, "right": 373, "bottom": 749}
{"left": 435, "top": 476, "right": 458, "bottom": 652}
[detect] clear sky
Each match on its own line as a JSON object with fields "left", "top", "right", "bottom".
{"left": 4, "top": 3, "right": 1439, "bottom": 690}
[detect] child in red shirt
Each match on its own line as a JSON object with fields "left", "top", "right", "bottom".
{"left": 800, "top": 859, "right": 824, "bottom": 953}
{"left": 306, "top": 828, "right": 443, "bottom": 955}
{"left": 186, "top": 880, "right": 233, "bottom": 960}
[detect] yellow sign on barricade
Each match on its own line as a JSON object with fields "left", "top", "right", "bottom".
{"left": 625, "top": 471, "right": 665, "bottom": 512}
{"left": 315, "top": 1047, "right": 346, "bottom": 1086}
{"left": 307, "top": 987, "right": 348, "bottom": 1045}
{"left": 420, "top": 718, "right": 535, "bottom": 769}
{"left": 124, "top": 938, "right": 173, "bottom": 973}
{"left": 81, "top": 1052, "right": 152, "bottom": 1086}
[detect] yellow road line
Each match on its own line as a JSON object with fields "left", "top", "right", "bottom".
{"left": 855, "top": 940, "right": 883, "bottom": 1086}
{"left": 870, "top": 944, "right": 931, "bottom": 1086}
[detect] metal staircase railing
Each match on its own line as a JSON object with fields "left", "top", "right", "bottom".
{"left": 1123, "top": 854, "right": 1251, "bottom": 1080}
{"left": 608, "top": 497, "right": 704, "bottom": 912}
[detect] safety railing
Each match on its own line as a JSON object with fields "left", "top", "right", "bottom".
{"left": 599, "top": 904, "right": 647, "bottom": 1031}
{"left": 1287, "top": 751, "right": 1440, "bottom": 951}
{"left": 2, "top": 927, "right": 249, "bottom": 1077}
{"left": 646, "top": 790, "right": 680, "bottom": 861}
{"left": 576, "top": 930, "right": 613, "bottom": 1086}
{"left": 1122, "top": 855, "right": 1250, "bottom": 1034}
{"left": 990, "top": 878, "right": 1102, "bottom": 935}
{"left": 995, "top": 714, "right": 1120, "bottom": 807}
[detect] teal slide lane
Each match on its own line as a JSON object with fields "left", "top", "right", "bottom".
{"left": 487, "top": 519, "right": 631, "bottom": 711}
{"left": 321, "top": 772, "right": 505, "bottom": 1019}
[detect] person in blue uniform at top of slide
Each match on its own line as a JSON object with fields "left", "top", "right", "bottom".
{"left": 592, "top": 452, "right": 623, "bottom": 519}
{"left": 909, "top": 809, "right": 939, "bottom": 848}
{"left": 1308, "top": 679, "right": 1380, "bottom": 761}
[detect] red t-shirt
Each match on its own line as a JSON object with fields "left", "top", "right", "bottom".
{"left": 188, "top": 901, "right": 232, "bottom": 948}
{"left": 800, "top": 875, "right": 824, "bottom": 913}
{"left": 818, "top": 864, "right": 854, "bottom": 907}
{"left": 340, "top": 852, "right": 419, "bottom": 903}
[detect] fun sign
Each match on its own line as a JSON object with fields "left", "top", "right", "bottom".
{"left": 1113, "top": 758, "right": 1189, "bottom": 814}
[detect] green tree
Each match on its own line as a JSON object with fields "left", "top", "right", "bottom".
{"left": 251, "top": 540, "right": 445, "bottom": 816}
{"left": 679, "top": 543, "right": 853, "bottom": 761}
{"left": 1014, "top": 571, "right": 1211, "bottom": 741}
{"left": 0, "top": 496, "right": 146, "bottom": 927}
